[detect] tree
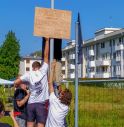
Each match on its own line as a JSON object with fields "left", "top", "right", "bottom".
{"left": 0, "top": 31, "right": 20, "bottom": 79}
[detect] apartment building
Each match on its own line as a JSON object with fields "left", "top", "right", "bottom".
{"left": 62, "top": 40, "right": 82, "bottom": 79}
{"left": 19, "top": 56, "right": 42, "bottom": 75}
{"left": 84, "top": 28, "right": 124, "bottom": 78}
{"left": 62, "top": 28, "right": 124, "bottom": 79}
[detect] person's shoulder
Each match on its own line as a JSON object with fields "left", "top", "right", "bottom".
{"left": 20, "top": 72, "right": 30, "bottom": 81}
{"left": 0, "top": 123, "right": 12, "bottom": 127}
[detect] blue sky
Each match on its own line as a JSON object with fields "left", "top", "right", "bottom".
{"left": 0, "top": 0, "right": 124, "bottom": 56}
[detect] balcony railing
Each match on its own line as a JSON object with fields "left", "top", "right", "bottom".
{"left": 115, "top": 44, "right": 123, "bottom": 51}
{"left": 69, "top": 73, "right": 75, "bottom": 78}
{"left": 96, "top": 60, "right": 110, "bottom": 66}
{"left": 116, "top": 56, "right": 121, "bottom": 61}
{"left": 69, "top": 54, "right": 75, "bottom": 59}
{"left": 62, "top": 75, "right": 66, "bottom": 79}
{"left": 89, "top": 61, "right": 95, "bottom": 67}
{"left": 89, "top": 49, "right": 95, "bottom": 56}
{"left": 88, "top": 72, "right": 95, "bottom": 78}
{"left": 69, "top": 64, "right": 75, "bottom": 69}
{"left": 95, "top": 72, "right": 110, "bottom": 78}
{"left": 116, "top": 70, "right": 121, "bottom": 76}
{"left": 62, "top": 66, "right": 65, "bottom": 70}
{"left": 61, "top": 57, "right": 66, "bottom": 61}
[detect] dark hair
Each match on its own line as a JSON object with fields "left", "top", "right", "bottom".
{"left": 32, "top": 61, "right": 41, "bottom": 69}
{"left": 0, "top": 99, "right": 5, "bottom": 113}
{"left": 60, "top": 89, "right": 72, "bottom": 106}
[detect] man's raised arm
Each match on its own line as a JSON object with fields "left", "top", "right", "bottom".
{"left": 49, "top": 60, "right": 56, "bottom": 93}
{"left": 44, "top": 38, "right": 49, "bottom": 64}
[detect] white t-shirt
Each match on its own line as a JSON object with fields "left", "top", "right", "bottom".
{"left": 20, "top": 62, "right": 49, "bottom": 104}
{"left": 45, "top": 92, "right": 69, "bottom": 127}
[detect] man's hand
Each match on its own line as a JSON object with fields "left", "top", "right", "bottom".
{"left": 45, "top": 37, "right": 49, "bottom": 42}
{"left": 26, "top": 89, "right": 31, "bottom": 97}
{"left": 9, "top": 110, "right": 19, "bottom": 127}
{"left": 51, "top": 59, "right": 56, "bottom": 70}
{"left": 9, "top": 110, "right": 14, "bottom": 119}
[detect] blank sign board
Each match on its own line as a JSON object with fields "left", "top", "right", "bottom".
{"left": 34, "top": 7, "right": 72, "bottom": 39}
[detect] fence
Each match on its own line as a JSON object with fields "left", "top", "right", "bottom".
{"left": 62, "top": 79, "right": 124, "bottom": 127}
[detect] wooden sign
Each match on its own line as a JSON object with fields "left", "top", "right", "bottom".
{"left": 34, "top": 7, "right": 72, "bottom": 39}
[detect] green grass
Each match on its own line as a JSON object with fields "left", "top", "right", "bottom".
{"left": 0, "top": 116, "right": 13, "bottom": 126}
{"left": 65, "top": 84, "right": 124, "bottom": 127}
{"left": 1, "top": 84, "right": 124, "bottom": 127}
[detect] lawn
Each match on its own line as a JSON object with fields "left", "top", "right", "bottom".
{"left": 66, "top": 83, "right": 124, "bottom": 127}
{"left": 1, "top": 83, "right": 124, "bottom": 127}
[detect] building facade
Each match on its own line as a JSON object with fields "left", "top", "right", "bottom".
{"left": 62, "top": 28, "right": 124, "bottom": 79}
{"left": 62, "top": 40, "right": 82, "bottom": 79}
{"left": 62, "top": 40, "right": 76, "bottom": 79}
{"left": 19, "top": 56, "right": 42, "bottom": 75}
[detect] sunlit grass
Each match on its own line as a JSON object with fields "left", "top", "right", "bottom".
{"left": 1, "top": 84, "right": 124, "bottom": 127}
{"left": 65, "top": 83, "right": 124, "bottom": 127}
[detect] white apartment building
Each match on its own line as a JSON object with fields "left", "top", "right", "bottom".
{"left": 19, "top": 56, "right": 42, "bottom": 75}
{"left": 62, "top": 40, "right": 75, "bottom": 79}
{"left": 62, "top": 40, "right": 82, "bottom": 79}
{"left": 62, "top": 28, "right": 124, "bottom": 79}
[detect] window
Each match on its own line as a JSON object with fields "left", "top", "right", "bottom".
{"left": 86, "top": 47, "right": 88, "bottom": 51}
{"left": 113, "top": 66, "right": 116, "bottom": 72}
{"left": 96, "top": 67, "right": 100, "bottom": 73}
{"left": 86, "top": 68, "right": 87, "bottom": 73}
{"left": 89, "top": 68, "right": 94, "bottom": 72}
{"left": 89, "top": 56, "right": 94, "bottom": 61}
{"left": 101, "top": 42, "right": 105, "bottom": 48}
{"left": 113, "top": 40, "right": 115, "bottom": 46}
{"left": 119, "top": 37, "right": 122, "bottom": 43}
{"left": 26, "top": 59, "right": 30, "bottom": 63}
{"left": 26, "top": 67, "right": 30, "bottom": 71}
{"left": 113, "top": 53, "right": 116, "bottom": 59}
{"left": 102, "top": 67, "right": 107, "bottom": 72}
{"left": 109, "top": 40, "right": 112, "bottom": 47}
{"left": 116, "top": 51, "right": 121, "bottom": 57}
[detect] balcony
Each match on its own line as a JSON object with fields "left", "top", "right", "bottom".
{"left": 115, "top": 44, "right": 123, "bottom": 51}
{"left": 69, "top": 54, "right": 75, "bottom": 59}
{"left": 116, "top": 70, "right": 121, "bottom": 76}
{"left": 62, "top": 75, "right": 66, "bottom": 79}
{"left": 69, "top": 64, "right": 75, "bottom": 69}
{"left": 61, "top": 57, "right": 65, "bottom": 61}
{"left": 62, "top": 66, "right": 65, "bottom": 70}
{"left": 89, "top": 49, "right": 94, "bottom": 56}
{"left": 96, "top": 60, "right": 110, "bottom": 66}
{"left": 116, "top": 56, "right": 121, "bottom": 61}
{"left": 95, "top": 72, "right": 110, "bottom": 78}
{"left": 89, "top": 61, "right": 95, "bottom": 67}
{"left": 88, "top": 72, "right": 95, "bottom": 78}
{"left": 69, "top": 73, "right": 75, "bottom": 78}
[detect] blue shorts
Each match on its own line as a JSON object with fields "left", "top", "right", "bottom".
{"left": 27, "top": 101, "right": 49, "bottom": 124}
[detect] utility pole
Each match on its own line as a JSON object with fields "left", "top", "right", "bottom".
{"left": 50, "top": 0, "right": 54, "bottom": 64}
{"left": 75, "top": 21, "right": 79, "bottom": 127}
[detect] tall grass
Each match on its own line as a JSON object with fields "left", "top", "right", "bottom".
{"left": 65, "top": 83, "right": 124, "bottom": 127}
{"left": 1, "top": 84, "right": 124, "bottom": 127}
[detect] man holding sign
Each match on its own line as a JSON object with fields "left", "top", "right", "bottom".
{"left": 14, "top": 38, "right": 49, "bottom": 127}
